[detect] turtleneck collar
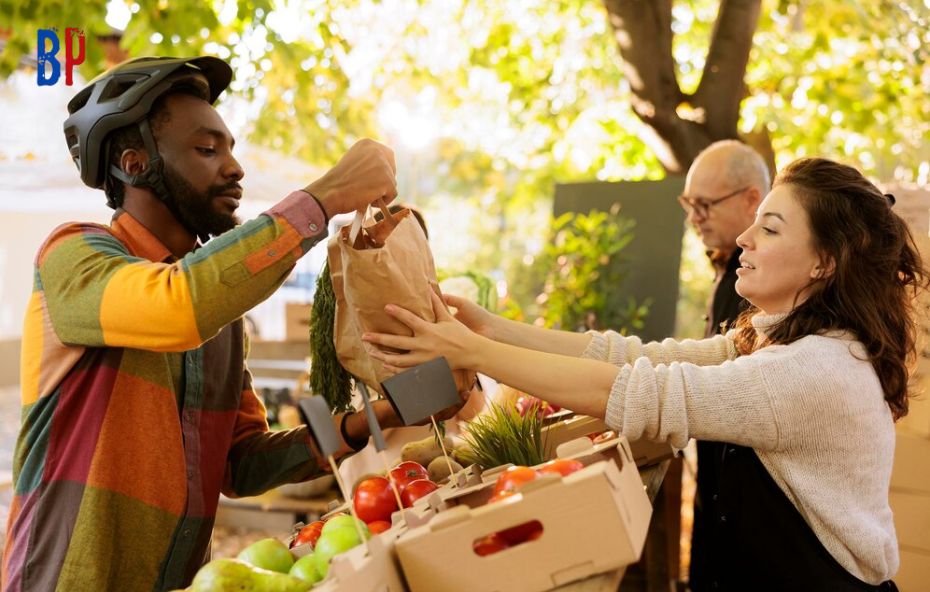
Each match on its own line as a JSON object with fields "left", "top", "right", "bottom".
{"left": 751, "top": 312, "right": 789, "bottom": 337}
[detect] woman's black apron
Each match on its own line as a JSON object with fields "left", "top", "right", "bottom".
{"left": 697, "top": 443, "right": 897, "bottom": 591}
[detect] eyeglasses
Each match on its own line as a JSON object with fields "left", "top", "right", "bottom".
{"left": 678, "top": 186, "right": 750, "bottom": 218}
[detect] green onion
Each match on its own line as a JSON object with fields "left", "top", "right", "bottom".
{"left": 458, "top": 401, "right": 548, "bottom": 469}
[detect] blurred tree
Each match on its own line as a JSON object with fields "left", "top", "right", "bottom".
{"left": 3, "top": 0, "right": 927, "bottom": 320}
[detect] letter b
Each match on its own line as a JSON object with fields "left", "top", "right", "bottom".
{"left": 37, "top": 29, "right": 60, "bottom": 86}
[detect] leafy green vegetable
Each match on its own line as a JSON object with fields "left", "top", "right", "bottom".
{"left": 457, "top": 401, "right": 548, "bottom": 469}
{"left": 309, "top": 260, "right": 354, "bottom": 413}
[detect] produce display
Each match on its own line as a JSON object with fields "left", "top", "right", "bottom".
{"left": 189, "top": 411, "right": 652, "bottom": 591}
{"left": 395, "top": 437, "right": 653, "bottom": 592}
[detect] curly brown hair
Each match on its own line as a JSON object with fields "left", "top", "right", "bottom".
{"left": 731, "top": 157, "right": 928, "bottom": 420}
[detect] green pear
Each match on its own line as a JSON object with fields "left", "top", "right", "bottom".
{"left": 289, "top": 554, "right": 322, "bottom": 585}
{"left": 190, "top": 558, "right": 311, "bottom": 592}
{"left": 236, "top": 538, "right": 295, "bottom": 574}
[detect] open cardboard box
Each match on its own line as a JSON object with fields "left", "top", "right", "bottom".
{"left": 395, "top": 437, "right": 652, "bottom": 592}
{"left": 304, "top": 523, "right": 408, "bottom": 592}
{"left": 542, "top": 414, "right": 676, "bottom": 468}
{"left": 414, "top": 433, "right": 631, "bottom": 514}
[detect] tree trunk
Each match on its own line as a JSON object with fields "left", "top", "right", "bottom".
{"left": 602, "top": 0, "right": 763, "bottom": 173}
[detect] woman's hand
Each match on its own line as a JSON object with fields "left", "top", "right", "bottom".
{"left": 363, "top": 290, "right": 482, "bottom": 373}
{"left": 443, "top": 293, "right": 498, "bottom": 340}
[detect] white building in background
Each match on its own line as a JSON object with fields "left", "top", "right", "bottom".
{"left": 0, "top": 70, "right": 330, "bottom": 343}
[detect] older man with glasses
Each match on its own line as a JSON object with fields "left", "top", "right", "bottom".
{"left": 679, "top": 139, "right": 770, "bottom": 592}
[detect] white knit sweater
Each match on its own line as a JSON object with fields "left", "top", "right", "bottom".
{"left": 582, "top": 313, "right": 898, "bottom": 584}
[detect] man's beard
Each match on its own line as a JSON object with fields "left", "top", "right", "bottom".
{"left": 162, "top": 164, "right": 241, "bottom": 239}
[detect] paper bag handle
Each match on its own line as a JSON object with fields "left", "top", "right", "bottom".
{"left": 348, "top": 198, "right": 396, "bottom": 245}
{"left": 348, "top": 208, "right": 367, "bottom": 245}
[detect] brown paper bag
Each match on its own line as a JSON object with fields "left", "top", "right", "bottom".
{"left": 328, "top": 204, "right": 475, "bottom": 398}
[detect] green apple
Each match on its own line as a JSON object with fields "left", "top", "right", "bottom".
{"left": 320, "top": 514, "right": 369, "bottom": 538}
{"left": 236, "top": 537, "right": 295, "bottom": 574}
{"left": 312, "top": 525, "right": 367, "bottom": 578}
{"left": 289, "top": 553, "right": 322, "bottom": 585}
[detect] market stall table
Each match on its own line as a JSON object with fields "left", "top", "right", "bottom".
{"left": 216, "top": 487, "right": 339, "bottom": 532}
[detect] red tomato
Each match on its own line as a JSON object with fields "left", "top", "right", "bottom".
{"left": 537, "top": 459, "right": 585, "bottom": 477}
{"left": 497, "top": 520, "right": 543, "bottom": 546}
{"left": 367, "top": 520, "right": 392, "bottom": 534}
{"left": 400, "top": 478, "right": 439, "bottom": 508}
{"left": 473, "top": 533, "right": 510, "bottom": 557}
{"left": 290, "top": 520, "right": 324, "bottom": 549}
{"left": 389, "top": 461, "right": 429, "bottom": 494}
{"left": 488, "top": 490, "right": 516, "bottom": 504}
{"left": 492, "top": 466, "right": 539, "bottom": 496}
{"left": 353, "top": 476, "right": 399, "bottom": 523}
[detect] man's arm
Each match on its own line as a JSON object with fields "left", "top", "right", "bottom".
{"left": 40, "top": 140, "right": 397, "bottom": 352}
{"left": 38, "top": 193, "right": 327, "bottom": 352}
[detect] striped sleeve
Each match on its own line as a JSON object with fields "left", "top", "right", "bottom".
{"left": 37, "top": 191, "right": 327, "bottom": 352}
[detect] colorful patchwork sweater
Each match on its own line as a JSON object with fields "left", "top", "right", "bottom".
{"left": 3, "top": 191, "right": 329, "bottom": 591}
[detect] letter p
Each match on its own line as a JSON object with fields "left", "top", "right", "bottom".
{"left": 65, "top": 28, "right": 86, "bottom": 86}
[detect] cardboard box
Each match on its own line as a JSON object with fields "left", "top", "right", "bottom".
{"left": 890, "top": 490, "right": 930, "bottom": 554}
{"left": 285, "top": 302, "right": 312, "bottom": 342}
{"left": 395, "top": 438, "right": 652, "bottom": 592}
{"left": 542, "top": 414, "right": 675, "bottom": 468}
{"left": 310, "top": 524, "right": 408, "bottom": 592}
{"left": 891, "top": 431, "right": 930, "bottom": 495}
{"left": 896, "top": 547, "right": 930, "bottom": 592}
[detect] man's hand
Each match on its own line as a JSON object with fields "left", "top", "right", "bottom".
{"left": 426, "top": 385, "right": 473, "bottom": 423}
{"left": 304, "top": 139, "right": 397, "bottom": 218}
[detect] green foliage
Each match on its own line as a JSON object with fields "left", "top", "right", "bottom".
{"left": 744, "top": 1, "right": 930, "bottom": 182}
{"left": 7, "top": 0, "right": 927, "bottom": 339}
{"left": 674, "top": 228, "right": 715, "bottom": 339}
{"left": 507, "top": 205, "right": 649, "bottom": 333}
{"left": 457, "top": 401, "right": 547, "bottom": 469}
{"left": 309, "top": 260, "right": 354, "bottom": 413}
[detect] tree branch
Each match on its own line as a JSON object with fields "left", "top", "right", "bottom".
{"left": 603, "top": 1, "right": 678, "bottom": 129}
{"left": 603, "top": 0, "right": 710, "bottom": 173}
{"left": 692, "top": 0, "right": 762, "bottom": 139}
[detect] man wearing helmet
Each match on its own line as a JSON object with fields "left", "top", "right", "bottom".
{"left": 2, "top": 56, "right": 440, "bottom": 591}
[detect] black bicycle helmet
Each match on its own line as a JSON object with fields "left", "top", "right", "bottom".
{"left": 63, "top": 56, "right": 232, "bottom": 191}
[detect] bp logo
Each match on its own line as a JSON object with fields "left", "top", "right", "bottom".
{"left": 36, "top": 28, "right": 86, "bottom": 86}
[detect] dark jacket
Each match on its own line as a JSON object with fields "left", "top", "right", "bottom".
{"left": 690, "top": 249, "right": 745, "bottom": 591}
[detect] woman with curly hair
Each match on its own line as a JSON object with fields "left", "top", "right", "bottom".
{"left": 364, "top": 158, "right": 924, "bottom": 590}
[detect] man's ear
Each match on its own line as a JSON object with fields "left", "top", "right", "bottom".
{"left": 119, "top": 148, "right": 150, "bottom": 176}
{"left": 745, "top": 187, "right": 763, "bottom": 210}
{"left": 812, "top": 255, "right": 836, "bottom": 280}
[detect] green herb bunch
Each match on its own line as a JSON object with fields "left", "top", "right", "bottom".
{"left": 457, "top": 401, "right": 548, "bottom": 469}
{"left": 309, "top": 260, "right": 355, "bottom": 413}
